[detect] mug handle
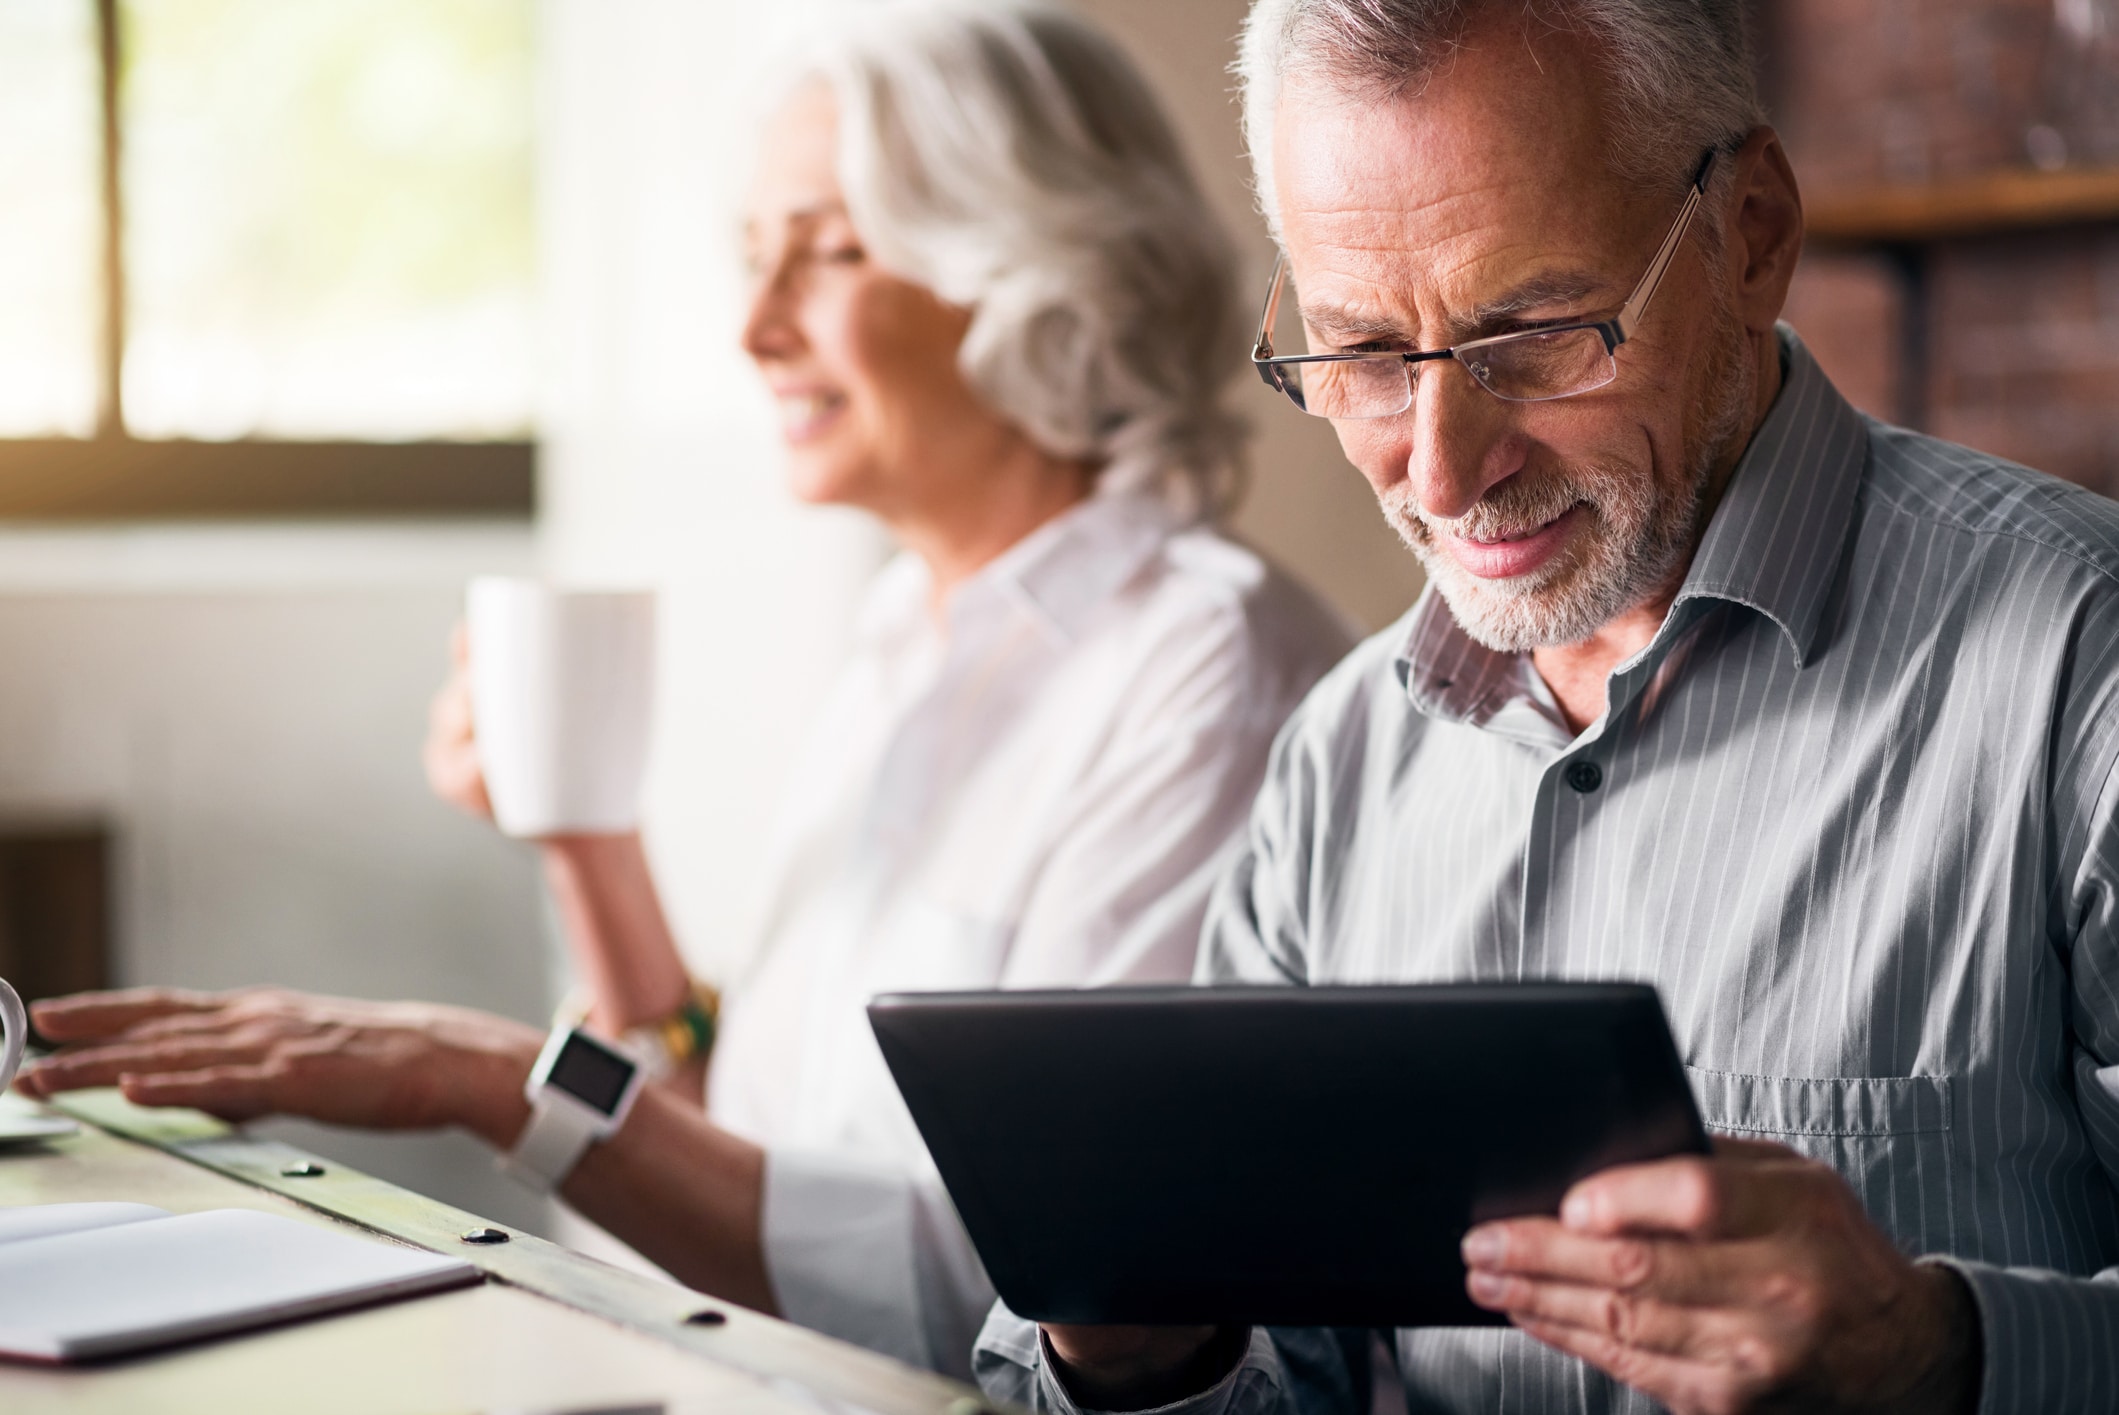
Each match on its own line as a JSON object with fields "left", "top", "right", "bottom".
{"left": 0, "top": 979, "right": 25, "bottom": 1095}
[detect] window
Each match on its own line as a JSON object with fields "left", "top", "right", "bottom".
{"left": 0, "top": 0, "right": 534, "bottom": 517}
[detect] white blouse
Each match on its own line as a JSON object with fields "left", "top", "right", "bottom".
{"left": 705, "top": 490, "right": 1352, "bottom": 1377}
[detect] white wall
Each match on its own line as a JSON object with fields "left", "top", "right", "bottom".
{"left": 0, "top": 524, "right": 558, "bottom": 1232}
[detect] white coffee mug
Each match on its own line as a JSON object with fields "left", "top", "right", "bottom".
{"left": 466, "top": 578, "right": 657, "bottom": 838}
{"left": 0, "top": 977, "right": 26, "bottom": 1096}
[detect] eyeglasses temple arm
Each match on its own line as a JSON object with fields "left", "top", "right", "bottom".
{"left": 1613, "top": 149, "right": 1717, "bottom": 343}
{"left": 1253, "top": 254, "right": 1287, "bottom": 361}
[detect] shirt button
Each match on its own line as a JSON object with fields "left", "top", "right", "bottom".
{"left": 1565, "top": 760, "right": 1603, "bottom": 794}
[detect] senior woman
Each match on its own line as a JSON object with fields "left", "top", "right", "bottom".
{"left": 18, "top": 0, "right": 1349, "bottom": 1381}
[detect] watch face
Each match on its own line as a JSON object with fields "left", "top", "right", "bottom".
{"left": 547, "top": 1032, "right": 635, "bottom": 1116}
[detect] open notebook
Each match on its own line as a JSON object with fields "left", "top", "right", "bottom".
{"left": 0, "top": 1202, "right": 479, "bottom": 1363}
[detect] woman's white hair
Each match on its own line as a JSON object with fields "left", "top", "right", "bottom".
{"left": 795, "top": 0, "right": 1247, "bottom": 517}
{"left": 1238, "top": 0, "right": 1767, "bottom": 241}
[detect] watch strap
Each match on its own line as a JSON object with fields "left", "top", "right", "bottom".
{"left": 554, "top": 982, "right": 719, "bottom": 1082}
{"left": 502, "top": 1091, "right": 603, "bottom": 1193}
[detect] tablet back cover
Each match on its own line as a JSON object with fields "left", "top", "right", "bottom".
{"left": 869, "top": 983, "right": 1705, "bottom": 1328}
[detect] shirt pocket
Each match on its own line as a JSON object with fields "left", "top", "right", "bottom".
{"left": 1685, "top": 1066, "right": 1958, "bottom": 1258}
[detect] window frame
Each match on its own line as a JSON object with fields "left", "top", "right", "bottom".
{"left": 0, "top": 0, "right": 534, "bottom": 521}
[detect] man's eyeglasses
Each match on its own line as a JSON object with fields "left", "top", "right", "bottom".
{"left": 1251, "top": 150, "right": 1718, "bottom": 419}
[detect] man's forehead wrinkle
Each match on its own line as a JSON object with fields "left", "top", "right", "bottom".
{"left": 1274, "top": 20, "right": 1651, "bottom": 347}
{"left": 1470, "top": 270, "right": 1611, "bottom": 322}
{"left": 1292, "top": 235, "right": 1613, "bottom": 352}
{"left": 1297, "top": 295, "right": 1413, "bottom": 343}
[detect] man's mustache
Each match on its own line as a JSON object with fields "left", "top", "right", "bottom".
{"left": 1392, "top": 472, "right": 1607, "bottom": 545}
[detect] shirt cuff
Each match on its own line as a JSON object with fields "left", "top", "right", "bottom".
{"left": 973, "top": 1303, "right": 1279, "bottom": 1415}
{"left": 1926, "top": 1256, "right": 2119, "bottom": 1414}
{"left": 761, "top": 1146, "right": 929, "bottom": 1370}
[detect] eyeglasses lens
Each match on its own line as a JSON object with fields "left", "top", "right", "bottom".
{"left": 1283, "top": 358, "right": 1413, "bottom": 419}
{"left": 1460, "top": 327, "right": 1616, "bottom": 402}
{"left": 1262, "top": 270, "right": 1409, "bottom": 418}
{"left": 1260, "top": 261, "right": 1623, "bottom": 418}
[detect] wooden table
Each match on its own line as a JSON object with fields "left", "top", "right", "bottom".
{"left": 0, "top": 1091, "right": 1004, "bottom": 1415}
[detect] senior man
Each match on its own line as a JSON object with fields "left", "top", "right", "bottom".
{"left": 973, "top": 2, "right": 2119, "bottom": 1414}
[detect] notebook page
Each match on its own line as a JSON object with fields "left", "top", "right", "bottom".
{"left": 0, "top": 1207, "right": 479, "bottom": 1363}
{"left": 0, "top": 1203, "right": 169, "bottom": 1246}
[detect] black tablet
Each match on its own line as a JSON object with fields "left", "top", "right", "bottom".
{"left": 868, "top": 982, "right": 1707, "bottom": 1328}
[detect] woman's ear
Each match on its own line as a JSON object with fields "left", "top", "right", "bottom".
{"left": 1727, "top": 126, "right": 1805, "bottom": 338}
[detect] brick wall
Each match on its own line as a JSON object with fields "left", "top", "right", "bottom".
{"left": 1764, "top": 0, "right": 2119, "bottom": 496}
{"left": 1777, "top": 252, "right": 1904, "bottom": 421}
{"left": 1763, "top": 0, "right": 2055, "bottom": 187}
{"left": 1928, "top": 229, "right": 2119, "bottom": 492}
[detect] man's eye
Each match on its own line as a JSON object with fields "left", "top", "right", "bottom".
{"left": 1344, "top": 341, "right": 1405, "bottom": 355}
{"left": 818, "top": 244, "right": 866, "bottom": 265}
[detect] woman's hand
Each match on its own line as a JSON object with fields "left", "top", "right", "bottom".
{"left": 424, "top": 624, "right": 493, "bottom": 823}
{"left": 15, "top": 987, "right": 543, "bottom": 1148}
{"left": 418, "top": 624, "right": 692, "bottom": 1059}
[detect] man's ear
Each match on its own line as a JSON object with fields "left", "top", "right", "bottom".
{"left": 1725, "top": 126, "right": 1804, "bottom": 337}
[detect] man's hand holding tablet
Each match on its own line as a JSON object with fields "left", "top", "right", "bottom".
{"left": 1039, "top": 1144, "right": 1976, "bottom": 1415}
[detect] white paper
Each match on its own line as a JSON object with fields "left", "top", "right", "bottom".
{"left": 0, "top": 1202, "right": 166, "bottom": 1246}
{"left": 0, "top": 1207, "right": 478, "bottom": 1363}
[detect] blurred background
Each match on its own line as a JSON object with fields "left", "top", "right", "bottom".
{"left": 0, "top": 0, "right": 2111, "bottom": 1234}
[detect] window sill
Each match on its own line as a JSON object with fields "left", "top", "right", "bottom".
{"left": 0, "top": 438, "right": 535, "bottom": 520}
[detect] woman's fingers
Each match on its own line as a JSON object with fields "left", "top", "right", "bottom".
{"left": 21, "top": 1036, "right": 270, "bottom": 1095}
{"left": 15, "top": 985, "right": 539, "bottom": 1140}
{"left": 424, "top": 627, "right": 493, "bottom": 820}
{"left": 121, "top": 1007, "right": 281, "bottom": 1043}
{"left": 120, "top": 1063, "right": 283, "bottom": 1122}
{"left": 28, "top": 987, "right": 227, "bottom": 1041}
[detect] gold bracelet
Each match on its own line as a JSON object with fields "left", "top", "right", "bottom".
{"left": 654, "top": 980, "right": 720, "bottom": 1066}
{"left": 555, "top": 980, "right": 720, "bottom": 1076}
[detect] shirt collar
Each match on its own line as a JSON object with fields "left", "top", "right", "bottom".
{"left": 1671, "top": 329, "right": 1868, "bottom": 670}
{"left": 855, "top": 489, "right": 1185, "bottom": 652}
{"left": 1396, "top": 326, "right": 1870, "bottom": 726}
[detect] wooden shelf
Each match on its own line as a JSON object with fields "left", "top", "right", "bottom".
{"left": 1804, "top": 165, "right": 2119, "bottom": 245}
{"left": 0, "top": 437, "right": 534, "bottom": 519}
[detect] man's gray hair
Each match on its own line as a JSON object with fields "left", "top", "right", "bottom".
{"left": 1238, "top": 0, "right": 1767, "bottom": 241}
{"left": 799, "top": 0, "right": 1246, "bottom": 516}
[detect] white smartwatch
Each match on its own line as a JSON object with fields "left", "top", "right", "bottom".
{"left": 501, "top": 1025, "right": 647, "bottom": 1193}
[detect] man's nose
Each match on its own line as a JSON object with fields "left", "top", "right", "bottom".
{"left": 1403, "top": 361, "right": 1522, "bottom": 521}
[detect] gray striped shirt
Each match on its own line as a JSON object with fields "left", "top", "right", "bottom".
{"left": 973, "top": 333, "right": 2119, "bottom": 1414}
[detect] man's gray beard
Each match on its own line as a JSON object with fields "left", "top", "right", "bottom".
{"left": 1384, "top": 322, "right": 1756, "bottom": 654}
